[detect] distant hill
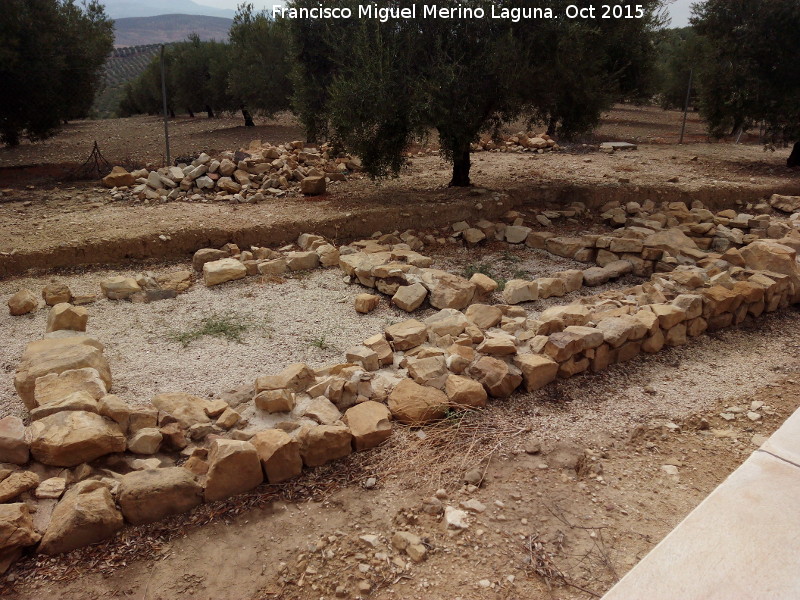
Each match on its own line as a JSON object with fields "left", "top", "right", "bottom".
{"left": 102, "top": 0, "right": 235, "bottom": 19}
{"left": 113, "top": 14, "right": 232, "bottom": 46}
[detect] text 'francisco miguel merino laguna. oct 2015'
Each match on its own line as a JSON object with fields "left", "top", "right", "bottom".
{"left": 271, "top": 4, "right": 649, "bottom": 23}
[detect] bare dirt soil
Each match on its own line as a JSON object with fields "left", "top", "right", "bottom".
{"left": 2, "top": 104, "right": 800, "bottom": 599}
{"left": 0, "top": 113, "right": 303, "bottom": 172}
{"left": 0, "top": 104, "right": 716, "bottom": 171}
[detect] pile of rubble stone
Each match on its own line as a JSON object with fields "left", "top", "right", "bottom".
{"left": 100, "top": 131, "right": 562, "bottom": 204}
{"left": 408, "top": 132, "right": 560, "bottom": 157}
{"left": 2, "top": 194, "right": 800, "bottom": 572}
{"left": 101, "top": 140, "right": 364, "bottom": 204}
{"left": 472, "top": 131, "right": 560, "bottom": 153}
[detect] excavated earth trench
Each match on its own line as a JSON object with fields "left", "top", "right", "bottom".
{"left": 3, "top": 181, "right": 800, "bottom": 278}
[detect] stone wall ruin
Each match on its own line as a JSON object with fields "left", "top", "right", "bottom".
{"left": 2, "top": 194, "right": 800, "bottom": 571}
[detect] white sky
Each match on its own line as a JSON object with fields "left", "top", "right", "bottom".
{"left": 665, "top": 0, "right": 693, "bottom": 27}
{"left": 198, "top": 0, "right": 696, "bottom": 27}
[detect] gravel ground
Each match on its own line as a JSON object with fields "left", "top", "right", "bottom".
{"left": 0, "top": 265, "right": 402, "bottom": 418}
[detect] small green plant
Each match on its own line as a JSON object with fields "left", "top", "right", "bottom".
{"left": 171, "top": 314, "right": 249, "bottom": 347}
{"left": 501, "top": 250, "right": 521, "bottom": 264}
{"left": 512, "top": 269, "right": 530, "bottom": 280}
{"left": 290, "top": 270, "right": 314, "bottom": 280}
{"left": 443, "top": 407, "right": 475, "bottom": 424}
{"left": 255, "top": 316, "right": 274, "bottom": 339}
{"left": 463, "top": 263, "right": 495, "bottom": 279}
{"left": 309, "top": 335, "right": 330, "bottom": 350}
{"left": 464, "top": 262, "right": 506, "bottom": 291}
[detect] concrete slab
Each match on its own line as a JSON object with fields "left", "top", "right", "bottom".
{"left": 603, "top": 450, "right": 800, "bottom": 599}
{"left": 760, "top": 408, "right": 800, "bottom": 467}
{"left": 600, "top": 142, "right": 638, "bottom": 151}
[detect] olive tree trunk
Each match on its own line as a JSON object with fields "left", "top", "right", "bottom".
{"left": 449, "top": 144, "right": 471, "bottom": 187}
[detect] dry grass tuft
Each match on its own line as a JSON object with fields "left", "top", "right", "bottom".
{"left": 360, "top": 405, "right": 530, "bottom": 491}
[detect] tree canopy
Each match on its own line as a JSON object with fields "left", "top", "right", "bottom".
{"left": 119, "top": 4, "right": 292, "bottom": 123}
{"left": 653, "top": 27, "right": 705, "bottom": 110}
{"left": 170, "top": 34, "right": 234, "bottom": 118}
{"left": 0, "top": 0, "right": 114, "bottom": 146}
{"left": 691, "top": 0, "right": 800, "bottom": 141}
{"left": 119, "top": 39, "right": 234, "bottom": 118}
{"left": 118, "top": 49, "right": 177, "bottom": 118}
{"left": 228, "top": 4, "right": 293, "bottom": 117}
{"left": 288, "top": 0, "right": 665, "bottom": 186}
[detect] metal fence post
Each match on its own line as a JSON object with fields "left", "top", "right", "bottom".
{"left": 679, "top": 68, "right": 694, "bottom": 145}
{"left": 161, "top": 44, "right": 171, "bottom": 166}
